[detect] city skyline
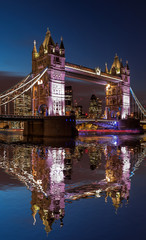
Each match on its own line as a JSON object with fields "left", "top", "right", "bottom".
{"left": 0, "top": 0, "right": 146, "bottom": 111}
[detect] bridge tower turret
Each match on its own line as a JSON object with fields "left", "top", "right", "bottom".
{"left": 32, "top": 29, "right": 65, "bottom": 116}
{"left": 32, "top": 40, "right": 39, "bottom": 73}
{"left": 105, "top": 55, "right": 130, "bottom": 119}
{"left": 120, "top": 60, "right": 130, "bottom": 119}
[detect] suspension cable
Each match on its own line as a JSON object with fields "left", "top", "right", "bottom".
{"left": 0, "top": 74, "right": 30, "bottom": 97}
{"left": 130, "top": 87, "right": 146, "bottom": 116}
{"left": 0, "top": 68, "right": 48, "bottom": 106}
{"left": 0, "top": 73, "right": 41, "bottom": 99}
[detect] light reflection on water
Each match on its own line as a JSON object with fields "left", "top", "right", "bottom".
{"left": 0, "top": 132, "right": 145, "bottom": 239}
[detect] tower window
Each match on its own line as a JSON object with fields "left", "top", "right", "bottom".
{"left": 56, "top": 57, "right": 60, "bottom": 63}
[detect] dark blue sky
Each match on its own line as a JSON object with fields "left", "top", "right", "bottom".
{"left": 0, "top": 0, "right": 146, "bottom": 108}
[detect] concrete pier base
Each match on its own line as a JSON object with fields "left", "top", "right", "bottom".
{"left": 118, "top": 118, "right": 141, "bottom": 130}
{"left": 23, "top": 116, "right": 78, "bottom": 137}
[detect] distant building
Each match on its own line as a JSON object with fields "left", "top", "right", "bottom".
{"left": 65, "top": 86, "right": 73, "bottom": 115}
{"left": 88, "top": 94, "right": 102, "bottom": 118}
{"left": 74, "top": 105, "right": 83, "bottom": 118}
{"left": 97, "top": 98, "right": 102, "bottom": 118}
{"left": 14, "top": 92, "right": 32, "bottom": 116}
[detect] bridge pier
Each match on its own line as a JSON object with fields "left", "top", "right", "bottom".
{"left": 23, "top": 116, "right": 77, "bottom": 138}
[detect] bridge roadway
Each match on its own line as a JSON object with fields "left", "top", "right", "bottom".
{"left": 77, "top": 118, "right": 146, "bottom": 125}
{"left": 0, "top": 115, "right": 145, "bottom": 124}
{"left": 0, "top": 115, "right": 44, "bottom": 121}
{"left": 65, "top": 62, "right": 123, "bottom": 85}
{"left": 76, "top": 118, "right": 118, "bottom": 123}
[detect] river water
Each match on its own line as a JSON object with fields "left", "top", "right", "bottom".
{"left": 0, "top": 132, "right": 145, "bottom": 240}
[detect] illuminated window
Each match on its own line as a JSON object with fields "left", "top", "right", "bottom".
{"left": 123, "top": 95, "right": 130, "bottom": 105}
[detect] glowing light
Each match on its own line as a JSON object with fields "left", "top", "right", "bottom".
{"left": 116, "top": 69, "right": 120, "bottom": 74}
{"left": 121, "top": 146, "right": 126, "bottom": 154}
{"left": 123, "top": 95, "right": 130, "bottom": 105}
{"left": 50, "top": 163, "right": 64, "bottom": 183}
{"left": 106, "top": 176, "right": 111, "bottom": 182}
{"left": 95, "top": 190, "right": 102, "bottom": 198}
{"left": 95, "top": 67, "right": 101, "bottom": 75}
{"left": 37, "top": 179, "right": 42, "bottom": 184}
{"left": 38, "top": 80, "right": 43, "bottom": 85}
{"left": 106, "top": 84, "right": 110, "bottom": 90}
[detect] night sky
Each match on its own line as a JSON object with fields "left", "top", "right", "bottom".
{"left": 0, "top": 0, "right": 146, "bottom": 112}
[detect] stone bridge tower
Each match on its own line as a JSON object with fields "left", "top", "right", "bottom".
{"left": 32, "top": 29, "right": 65, "bottom": 116}
{"left": 105, "top": 54, "right": 130, "bottom": 119}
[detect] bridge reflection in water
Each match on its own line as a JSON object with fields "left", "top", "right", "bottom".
{"left": 0, "top": 134, "right": 145, "bottom": 234}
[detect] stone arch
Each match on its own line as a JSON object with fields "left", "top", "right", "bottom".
{"left": 38, "top": 104, "right": 48, "bottom": 116}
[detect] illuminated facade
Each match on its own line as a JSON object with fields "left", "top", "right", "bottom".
{"left": 32, "top": 29, "right": 65, "bottom": 116}
{"left": 105, "top": 54, "right": 130, "bottom": 119}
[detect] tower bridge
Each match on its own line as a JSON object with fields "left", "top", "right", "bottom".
{"left": 0, "top": 29, "right": 145, "bottom": 121}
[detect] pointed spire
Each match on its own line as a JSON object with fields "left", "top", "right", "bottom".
{"left": 33, "top": 40, "right": 37, "bottom": 53}
{"left": 105, "top": 62, "right": 108, "bottom": 73}
{"left": 46, "top": 27, "right": 50, "bottom": 37}
{"left": 48, "top": 35, "right": 55, "bottom": 46}
{"left": 111, "top": 54, "right": 120, "bottom": 73}
{"left": 39, "top": 43, "right": 44, "bottom": 56}
{"left": 126, "top": 60, "right": 130, "bottom": 70}
{"left": 47, "top": 27, "right": 50, "bottom": 33}
{"left": 60, "top": 36, "right": 65, "bottom": 49}
{"left": 120, "top": 58, "right": 123, "bottom": 68}
{"left": 43, "top": 28, "right": 51, "bottom": 49}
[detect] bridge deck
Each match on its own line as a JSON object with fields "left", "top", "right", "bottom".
{"left": 0, "top": 116, "right": 145, "bottom": 124}
{"left": 0, "top": 115, "right": 44, "bottom": 121}
{"left": 65, "top": 62, "right": 122, "bottom": 85}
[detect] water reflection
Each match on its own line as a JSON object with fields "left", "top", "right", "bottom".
{"left": 31, "top": 147, "right": 65, "bottom": 233}
{"left": 0, "top": 133, "right": 145, "bottom": 233}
